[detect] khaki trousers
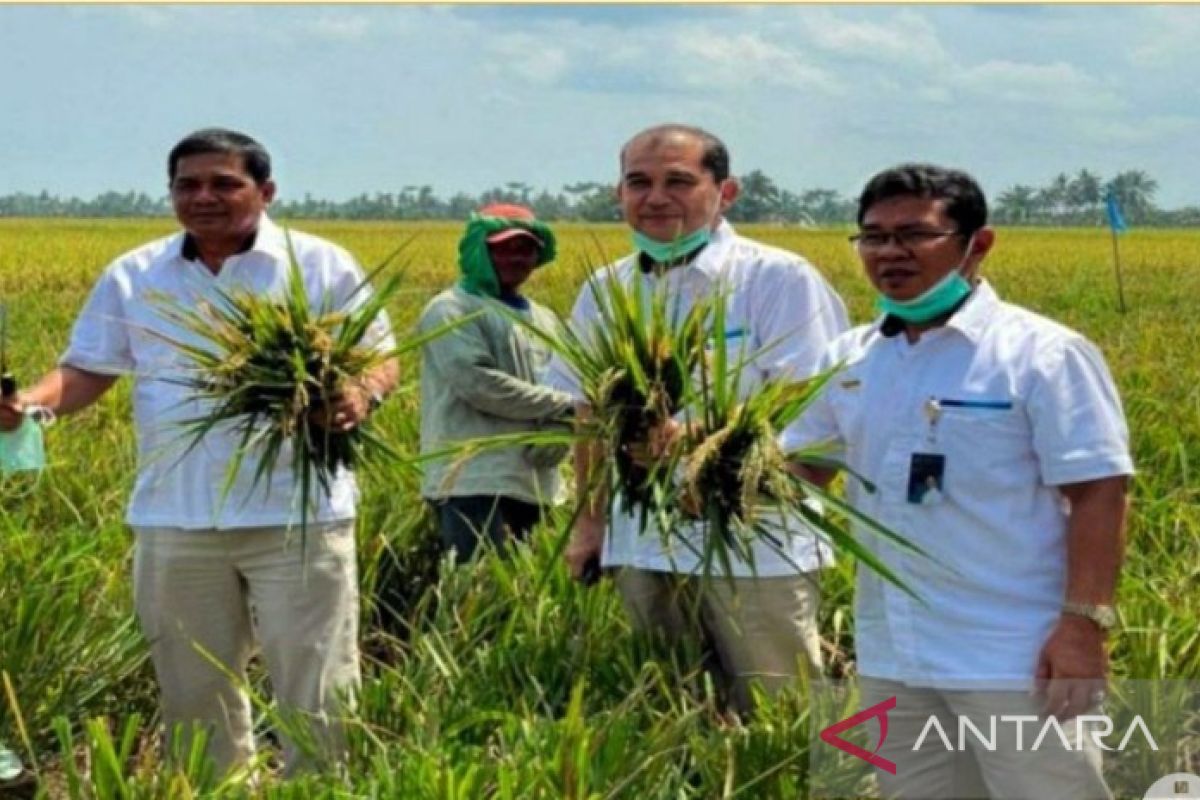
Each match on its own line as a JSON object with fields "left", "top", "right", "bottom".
{"left": 861, "top": 677, "right": 1112, "bottom": 800}
{"left": 614, "top": 567, "right": 822, "bottom": 714}
{"left": 132, "top": 522, "right": 360, "bottom": 776}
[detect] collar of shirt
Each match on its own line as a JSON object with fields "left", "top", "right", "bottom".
{"left": 170, "top": 214, "right": 290, "bottom": 267}
{"left": 878, "top": 279, "right": 1002, "bottom": 344}
{"left": 635, "top": 218, "right": 737, "bottom": 280}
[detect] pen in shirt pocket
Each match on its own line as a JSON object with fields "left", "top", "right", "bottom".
{"left": 937, "top": 397, "right": 1014, "bottom": 410}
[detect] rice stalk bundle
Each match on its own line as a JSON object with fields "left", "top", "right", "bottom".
{"left": 510, "top": 264, "right": 925, "bottom": 590}
{"left": 145, "top": 233, "right": 454, "bottom": 559}
{"left": 670, "top": 289, "right": 923, "bottom": 586}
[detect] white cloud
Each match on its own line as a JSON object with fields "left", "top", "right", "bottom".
{"left": 483, "top": 33, "right": 570, "bottom": 86}
{"left": 301, "top": 15, "right": 372, "bottom": 43}
{"left": 802, "top": 9, "right": 950, "bottom": 68}
{"left": 953, "top": 59, "right": 1123, "bottom": 113}
{"left": 1080, "top": 114, "right": 1200, "bottom": 147}
{"left": 671, "top": 29, "right": 840, "bottom": 93}
{"left": 1128, "top": 7, "right": 1200, "bottom": 68}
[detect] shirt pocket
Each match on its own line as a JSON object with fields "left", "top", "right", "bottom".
{"left": 936, "top": 396, "right": 1033, "bottom": 473}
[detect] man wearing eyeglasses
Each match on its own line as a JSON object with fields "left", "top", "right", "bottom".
{"left": 784, "top": 164, "right": 1131, "bottom": 799}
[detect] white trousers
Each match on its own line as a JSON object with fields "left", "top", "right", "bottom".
{"left": 132, "top": 522, "right": 360, "bottom": 776}
{"left": 614, "top": 568, "right": 822, "bottom": 714}
{"left": 861, "top": 677, "right": 1112, "bottom": 800}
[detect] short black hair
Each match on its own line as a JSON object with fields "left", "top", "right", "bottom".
{"left": 857, "top": 163, "right": 988, "bottom": 236}
{"left": 620, "top": 124, "right": 731, "bottom": 182}
{"left": 167, "top": 128, "right": 272, "bottom": 185}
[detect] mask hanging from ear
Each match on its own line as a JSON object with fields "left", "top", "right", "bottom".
{"left": 876, "top": 233, "right": 978, "bottom": 324}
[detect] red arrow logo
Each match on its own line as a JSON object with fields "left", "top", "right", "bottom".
{"left": 819, "top": 696, "right": 898, "bottom": 775}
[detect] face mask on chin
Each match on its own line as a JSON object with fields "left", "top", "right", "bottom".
{"left": 632, "top": 225, "right": 712, "bottom": 264}
{"left": 876, "top": 234, "right": 978, "bottom": 324}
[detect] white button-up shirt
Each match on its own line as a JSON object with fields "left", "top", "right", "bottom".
{"left": 781, "top": 281, "right": 1134, "bottom": 686}
{"left": 61, "top": 216, "right": 394, "bottom": 530}
{"left": 547, "top": 220, "right": 850, "bottom": 576}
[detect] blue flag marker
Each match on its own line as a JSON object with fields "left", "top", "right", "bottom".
{"left": 1105, "top": 192, "right": 1128, "bottom": 233}
{"left": 1105, "top": 191, "right": 1129, "bottom": 312}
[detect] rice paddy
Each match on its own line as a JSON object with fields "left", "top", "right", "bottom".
{"left": 1, "top": 218, "right": 1197, "bottom": 798}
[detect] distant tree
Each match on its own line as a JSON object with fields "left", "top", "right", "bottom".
{"left": 995, "top": 185, "right": 1039, "bottom": 225}
{"left": 777, "top": 189, "right": 815, "bottom": 226}
{"left": 0, "top": 167, "right": 1190, "bottom": 226}
{"left": 728, "top": 169, "right": 781, "bottom": 223}
{"left": 1067, "top": 169, "right": 1103, "bottom": 223}
{"left": 530, "top": 189, "right": 570, "bottom": 220}
{"left": 1105, "top": 170, "right": 1159, "bottom": 224}
{"left": 1035, "top": 172, "right": 1071, "bottom": 219}
{"left": 563, "top": 182, "right": 619, "bottom": 222}
{"left": 445, "top": 192, "right": 478, "bottom": 219}
{"left": 800, "top": 188, "right": 851, "bottom": 225}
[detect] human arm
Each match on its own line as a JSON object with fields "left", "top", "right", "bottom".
{"left": 0, "top": 365, "right": 119, "bottom": 430}
{"left": 1035, "top": 474, "right": 1129, "bottom": 718}
{"left": 564, "top": 403, "right": 608, "bottom": 581}
{"left": 1027, "top": 336, "right": 1134, "bottom": 718}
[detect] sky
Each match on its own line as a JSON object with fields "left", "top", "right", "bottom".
{"left": 2, "top": 4, "right": 1198, "bottom": 207}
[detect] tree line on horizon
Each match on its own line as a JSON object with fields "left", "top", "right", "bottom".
{"left": 3, "top": 168, "right": 1197, "bottom": 227}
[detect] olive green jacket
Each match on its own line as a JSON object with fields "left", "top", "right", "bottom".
{"left": 418, "top": 287, "right": 573, "bottom": 504}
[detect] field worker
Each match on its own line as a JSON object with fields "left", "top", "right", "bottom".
{"left": 546, "top": 123, "right": 850, "bottom": 714}
{"left": 0, "top": 128, "right": 398, "bottom": 777}
{"left": 418, "top": 203, "right": 575, "bottom": 564}
{"left": 783, "top": 163, "right": 1132, "bottom": 799}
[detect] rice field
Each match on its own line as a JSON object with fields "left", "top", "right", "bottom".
{"left": 1, "top": 218, "right": 1197, "bottom": 798}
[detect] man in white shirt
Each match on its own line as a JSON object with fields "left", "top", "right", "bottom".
{"left": 0, "top": 128, "right": 399, "bottom": 776}
{"left": 784, "top": 163, "right": 1132, "bottom": 799}
{"left": 547, "top": 123, "right": 849, "bottom": 713}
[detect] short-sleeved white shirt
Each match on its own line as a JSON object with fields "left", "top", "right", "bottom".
{"left": 780, "top": 281, "right": 1134, "bottom": 686}
{"left": 547, "top": 220, "right": 850, "bottom": 576}
{"left": 61, "top": 215, "right": 395, "bottom": 530}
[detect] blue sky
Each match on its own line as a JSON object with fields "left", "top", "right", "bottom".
{"left": 2, "top": 4, "right": 1198, "bottom": 207}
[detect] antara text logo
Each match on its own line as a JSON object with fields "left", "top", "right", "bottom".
{"left": 820, "top": 696, "right": 1159, "bottom": 773}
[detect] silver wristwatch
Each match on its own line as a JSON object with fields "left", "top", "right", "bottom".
{"left": 1062, "top": 602, "right": 1117, "bottom": 631}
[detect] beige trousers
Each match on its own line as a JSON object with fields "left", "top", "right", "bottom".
{"left": 614, "top": 567, "right": 822, "bottom": 713}
{"left": 861, "top": 677, "right": 1112, "bottom": 800}
{"left": 132, "top": 522, "right": 360, "bottom": 776}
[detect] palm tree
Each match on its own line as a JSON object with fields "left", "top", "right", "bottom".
{"left": 729, "top": 169, "right": 781, "bottom": 223}
{"left": 800, "top": 188, "right": 849, "bottom": 225}
{"left": 1037, "top": 172, "right": 1072, "bottom": 220}
{"left": 1105, "top": 171, "right": 1159, "bottom": 224}
{"left": 995, "top": 185, "right": 1039, "bottom": 225}
{"left": 1068, "top": 169, "right": 1103, "bottom": 225}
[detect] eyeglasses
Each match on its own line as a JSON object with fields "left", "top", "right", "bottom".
{"left": 848, "top": 229, "right": 960, "bottom": 251}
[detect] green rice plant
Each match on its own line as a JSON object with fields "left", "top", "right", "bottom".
{"left": 490, "top": 259, "right": 925, "bottom": 591}
{"left": 534, "top": 263, "right": 709, "bottom": 529}
{"left": 143, "top": 232, "right": 463, "bottom": 558}
{"left": 672, "top": 292, "right": 922, "bottom": 588}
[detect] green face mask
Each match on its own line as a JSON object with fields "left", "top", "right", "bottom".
{"left": 876, "top": 235, "right": 976, "bottom": 324}
{"left": 0, "top": 415, "right": 46, "bottom": 474}
{"left": 632, "top": 225, "right": 711, "bottom": 264}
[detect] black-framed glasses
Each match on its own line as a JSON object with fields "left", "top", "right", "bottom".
{"left": 848, "top": 229, "right": 960, "bottom": 251}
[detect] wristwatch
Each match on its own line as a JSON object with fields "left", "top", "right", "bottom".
{"left": 1062, "top": 602, "right": 1118, "bottom": 631}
